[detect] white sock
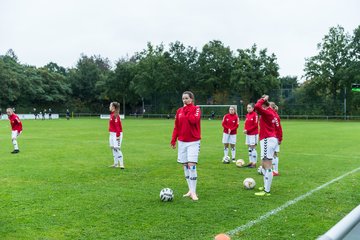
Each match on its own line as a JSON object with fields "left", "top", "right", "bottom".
{"left": 248, "top": 147, "right": 252, "bottom": 163}
{"left": 273, "top": 156, "right": 279, "bottom": 172}
{"left": 12, "top": 139, "right": 19, "bottom": 150}
{"left": 264, "top": 168, "right": 273, "bottom": 193}
{"left": 189, "top": 165, "right": 197, "bottom": 194}
{"left": 112, "top": 149, "right": 119, "bottom": 165}
{"left": 224, "top": 147, "right": 229, "bottom": 158}
{"left": 252, "top": 149, "right": 257, "bottom": 164}
{"left": 118, "top": 149, "right": 124, "bottom": 166}
{"left": 183, "top": 165, "right": 190, "bottom": 190}
{"left": 231, "top": 147, "right": 236, "bottom": 160}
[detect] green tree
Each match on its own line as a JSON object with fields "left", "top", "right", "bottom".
{"left": 231, "top": 44, "right": 280, "bottom": 104}
{"left": 304, "top": 25, "right": 351, "bottom": 114}
{"left": 197, "top": 40, "right": 233, "bottom": 103}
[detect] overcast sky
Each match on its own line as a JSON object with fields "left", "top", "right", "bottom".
{"left": 1, "top": 0, "right": 359, "bottom": 80}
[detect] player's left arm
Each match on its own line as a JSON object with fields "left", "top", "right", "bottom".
{"left": 188, "top": 106, "right": 201, "bottom": 124}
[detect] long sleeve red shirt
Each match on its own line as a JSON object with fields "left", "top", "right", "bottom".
{"left": 9, "top": 114, "right": 22, "bottom": 132}
{"left": 270, "top": 108, "right": 283, "bottom": 143}
{"left": 171, "top": 103, "right": 201, "bottom": 145}
{"left": 254, "top": 98, "right": 277, "bottom": 140}
{"left": 222, "top": 113, "right": 239, "bottom": 134}
{"left": 244, "top": 111, "right": 259, "bottom": 135}
{"left": 108, "top": 112, "right": 123, "bottom": 137}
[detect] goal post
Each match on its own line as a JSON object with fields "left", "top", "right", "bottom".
{"left": 197, "top": 105, "right": 238, "bottom": 119}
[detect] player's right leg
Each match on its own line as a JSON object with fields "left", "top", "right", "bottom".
{"left": 109, "top": 132, "right": 118, "bottom": 167}
{"left": 11, "top": 130, "right": 20, "bottom": 154}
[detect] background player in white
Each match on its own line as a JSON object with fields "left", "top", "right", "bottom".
{"left": 243, "top": 103, "right": 259, "bottom": 168}
{"left": 171, "top": 91, "right": 201, "bottom": 201}
{"left": 108, "top": 102, "right": 124, "bottom": 169}
{"left": 221, "top": 106, "right": 239, "bottom": 163}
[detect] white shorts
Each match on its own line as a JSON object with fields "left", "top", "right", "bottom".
{"left": 245, "top": 134, "right": 258, "bottom": 145}
{"left": 222, "top": 133, "right": 237, "bottom": 145}
{"left": 12, "top": 130, "right": 21, "bottom": 139}
{"left": 109, "top": 132, "right": 123, "bottom": 149}
{"left": 260, "top": 137, "right": 277, "bottom": 160}
{"left": 177, "top": 140, "right": 200, "bottom": 164}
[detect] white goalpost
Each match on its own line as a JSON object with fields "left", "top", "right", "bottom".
{"left": 197, "top": 105, "right": 238, "bottom": 119}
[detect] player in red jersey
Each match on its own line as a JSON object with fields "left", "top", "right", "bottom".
{"left": 254, "top": 95, "right": 278, "bottom": 196}
{"left": 221, "top": 106, "right": 239, "bottom": 163}
{"left": 243, "top": 103, "right": 259, "bottom": 168}
{"left": 269, "top": 102, "right": 283, "bottom": 176}
{"left": 6, "top": 108, "right": 23, "bottom": 154}
{"left": 108, "top": 102, "right": 124, "bottom": 169}
{"left": 171, "top": 91, "right": 201, "bottom": 201}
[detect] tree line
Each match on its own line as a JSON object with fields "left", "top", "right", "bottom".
{"left": 0, "top": 25, "right": 359, "bottom": 116}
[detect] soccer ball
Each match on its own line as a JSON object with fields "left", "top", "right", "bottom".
{"left": 235, "top": 159, "right": 245, "bottom": 167}
{"left": 222, "top": 156, "right": 230, "bottom": 164}
{"left": 160, "top": 188, "right": 174, "bottom": 202}
{"left": 243, "top": 178, "right": 256, "bottom": 189}
{"left": 257, "top": 166, "right": 264, "bottom": 175}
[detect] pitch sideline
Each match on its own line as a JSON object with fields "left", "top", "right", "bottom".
{"left": 226, "top": 166, "right": 360, "bottom": 236}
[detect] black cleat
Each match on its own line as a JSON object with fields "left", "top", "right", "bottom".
{"left": 11, "top": 150, "right": 20, "bottom": 154}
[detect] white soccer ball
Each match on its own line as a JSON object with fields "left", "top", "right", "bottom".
{"left": 257, "top": 166, "right": 264, "bottom": 175}
{"left": 235, "top": 159, "right": 245, "bottom": 167}
{"left": 243, "top": 178, "right": 256, "bottom": 189}
{"left": 222, "top": 156, "right": 230, "bottom": 163}
{"left": 160, "top": 188, "right": 174, "bottom": 202}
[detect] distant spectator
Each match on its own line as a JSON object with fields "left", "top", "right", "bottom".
{"left": 48, "top": 108, "right": 52, "bottom": 120}
{"left": 33, "top": 108, "right": 38, "bottom": 119}
{"left": 66, "top": 109, "right": 70, "bottom": 120}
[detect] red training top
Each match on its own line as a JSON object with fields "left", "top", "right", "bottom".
{"left": 244, "top": 111, "right": 259, "bottom": 135}
{"left": 254, "top": 98, "right": 277, "bottom": 140}
{"left": 9, "top": 113, "right": 23, "bottom": 132}
{"left": 109, "top": 112, "right": 123, "bottom": 137}
{"left": 171, "top": 103, "right": 201, "bottom": 145}
{"left": 270, "top": 108, "right": 283, "bottom": 143}
{"left": 222, "top": 113, "right": 239, "bottom": 135}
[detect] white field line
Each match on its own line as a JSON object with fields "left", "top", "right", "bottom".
{"left": 226, "top": 166, "right": 360, "bottom": 236}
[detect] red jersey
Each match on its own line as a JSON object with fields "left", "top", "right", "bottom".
{"left": 9, "top": 113, "right": 22, "bottom": 132}
{"left": 270, "top": 108, "right": 283, "bottom": 143}
{"left": 108, "top": 113, "right": 123, "bottom": 137}
{"left": 222, "top": 113, "right": 239, "bottom": 134}
{"left": 254, "top": 98, "right": 277, "bottom": 140}
{"left": 171, "top": 103, "right": 201, "bottom": 145}
{"left": 244, "top": 111, "right": 258, "bottom": 135}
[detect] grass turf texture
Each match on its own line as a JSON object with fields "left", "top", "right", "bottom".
{"left": 0, "top": 119, "right": 359, "bottom": 240}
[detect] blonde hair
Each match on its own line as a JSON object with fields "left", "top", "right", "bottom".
{"left": 111, "top": 102, "right": 120, "bottom": 118}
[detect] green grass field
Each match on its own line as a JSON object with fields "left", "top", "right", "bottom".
{"left": 0, "top": 118, "right": 359, "bottom": 240}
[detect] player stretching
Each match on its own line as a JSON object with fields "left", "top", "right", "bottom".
{"left": 108, "top": 102, "right": 124, "bottom": 169}
{"left": 6, "top": 108, "right": 23, "bottom": 154}
{"left": 244, "top": 103, "right": 259, "bottom": 168}
{"left": 171, "top": 91, "right": 201, "bottom": 201}
{"left": 221, "top": 106, "right": 239, "bottom": 163}
{"left": 269, "top": 102, "right": 283, "bottom": 176}
{"left": 254, "top": 95, "right": 278, "bottom": 196}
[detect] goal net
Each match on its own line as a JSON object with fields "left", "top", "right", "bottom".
{"left": 197, "top": 105, "right": 237, "bottom": 120}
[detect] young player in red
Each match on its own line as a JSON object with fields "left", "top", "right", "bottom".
{"left": 269, "top": 102, "right": 283, "bottom": 176}
{"left": 108, "top": 102, "right": 124, "bottom": 169}
{"left": 6, "top": 108, "right": 23, "bottom": 154}
{"left": 221, "top": 106, "right": 239, "bottom": 163}
{"left": 171, "top": 91, "right": 201, "bottom": 201}
{"left": 254, "top": 95, "right": 278, "bottom": 196}
{"left": 243, "top": 103, "right": 259, "bottom": 168}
